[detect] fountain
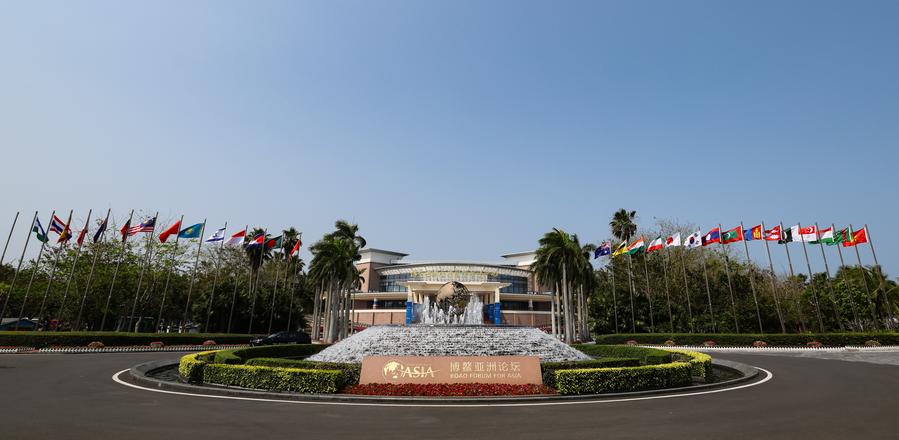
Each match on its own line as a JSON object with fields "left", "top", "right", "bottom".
{"left": 308, "top": 281, "right": 590, "bottom": 363}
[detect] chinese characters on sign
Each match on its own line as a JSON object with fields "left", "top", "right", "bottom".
{"left": 359, "top": 356, "right": 542, "bottom": 385}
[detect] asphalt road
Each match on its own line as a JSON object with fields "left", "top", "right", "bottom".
{"left": 1, "top": 351, "right": 898, "bottom": 439}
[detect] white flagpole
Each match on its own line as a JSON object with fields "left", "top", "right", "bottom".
{"left": 37, "top": 210, "right": 73, "bottom": 326}
{"left": 0, "top": 211, "right": 19, "bottom": 267}
{"left": 205, "top": 222, "right": 227, "bottom": 332}
{"left": 74, "top": 209, "right": 110, "bottom": 330}
{"left": 780, "top": 221, "right": 807, "bottom": 332}
{"left": 718, "top": 224, "right": 739, "bottom": 333}
{"left": 156, "top": 214, "right": 184, "bottom": 332}
{"left": 227, "top": 225, "right": 248, "bottom": 334}
{"left": 677, "top": 242, "right": 694, "bottom": 333}
{"left": 798, "top": 222, "right": 823, "bottom": 332}
{"left": 57, "top": 209, "right": 92, "bottom": 327}
{"left": 697, "top": 234, "right": 716, "bottom": 333}
{"left": 182, "top": 220, "right": 207, "bottom": 328}
{"left": 640, "top": 243, "right": 655, "bottom": 333}
{"left": 267, "top": 249, "right": 282, "bottom": 334}
{"left": 247, "top": 228, "right": 267, "bottom": 334}
{"left": 741, "top": 223, "right": 763, "bottom": 333}
{"left": 761, "top": 222, "right": 786, "bottom": 332}
{"left": 608, "top": 240, "right": 619, "bottom": 333}
{"left": 834, "top": 225, "right": 860, "bottom": 329}
{"left": 660, "top": 243, "right": 673, "bottom": 332}
{"left": 850, "top": 224, "right": 879, "bottom": 328}
{"left": 101, "top": 210, "right": 134, "bottom": 331}
{"left": 0, "top": 211, "right": 37, "bottom": 323}
{"left": 625, "top": 252, "right": 637, "bottom": 333}
{"left": 128, "top": 212, "right": 158, "bottom": 332}
{"left": 15, "top": 210, "right": 55, "bottom": 330}
{"left": 816, "top": 223, "right": 843, "bottom": 331}
{"left": 864, "top": 224, "right": 892, "bottom": 328}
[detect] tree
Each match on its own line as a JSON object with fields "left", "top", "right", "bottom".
{"left": 534, "top": 228, "right": 582, "bottom": 343}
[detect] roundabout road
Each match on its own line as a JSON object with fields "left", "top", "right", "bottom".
{"left": 1, "top": 351, "right": 898, "bottom": 439}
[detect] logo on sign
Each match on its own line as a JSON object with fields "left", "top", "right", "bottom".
{"left": 382, "top": 360, "right": 438, "bottom": 381}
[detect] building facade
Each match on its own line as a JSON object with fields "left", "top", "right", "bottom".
{"left": 352, "top": 249, "right": 552, "bottom": 327}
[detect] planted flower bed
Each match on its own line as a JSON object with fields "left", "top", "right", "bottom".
{"left": 343, "top": 383, "right": 556, "bottom": 397}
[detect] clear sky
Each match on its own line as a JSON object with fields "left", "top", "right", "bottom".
{"left": 0, "top": 1, "right": 896, "bottom": 274}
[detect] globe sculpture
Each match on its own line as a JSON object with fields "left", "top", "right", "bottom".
{"left": 434, "top": 281, "right": 471, "bottom": 316}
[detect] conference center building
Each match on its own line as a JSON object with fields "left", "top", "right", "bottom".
{"left": 352, "top": 249, "right": 553, "bottom": 328}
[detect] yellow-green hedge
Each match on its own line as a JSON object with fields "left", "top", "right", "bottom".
{"left": 665, "top": 349, "right": 713, "bottom": 381}
{"left": 178, "top": 351, "right": 215, "bottom": 383}
{"left": 202, "top": 364, "right": 342, "bottom": 393}
{"left": 555, "top": 362, "right": 693, "bottom": 395}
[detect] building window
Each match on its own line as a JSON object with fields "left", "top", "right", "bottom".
{"left": 500, "top": 301, "right": 531, "bottom": 311}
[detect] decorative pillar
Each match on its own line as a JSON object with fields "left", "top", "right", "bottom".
{"left": 405, "top": 287, "right": 413, "bottom": 325}
{"left": 493, "top": 288, "right": 502, "bottom": 325}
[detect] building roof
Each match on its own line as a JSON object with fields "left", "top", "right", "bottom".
{"left": 359, "top": 248, "right": 409, "bottom": 257}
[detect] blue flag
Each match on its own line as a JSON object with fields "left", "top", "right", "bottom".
{"left": 178, "top": 223, "right": 203, "bottom": 239}
{"left": 594, "top": 241, "right": 612, "bottom": 259}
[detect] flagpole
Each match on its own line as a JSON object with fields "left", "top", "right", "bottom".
{"left": 816, "top": 223, "right": 843, "bottom": 331}
{"left": 267, "top": 253, "right": 282, "bottom": 334}
{"left": 850, "top": 224, "right": 879, "bottom": 328}
{"left": 660, "top": 245, "right": 673, "bottom": 332}
{"left": 0, "top": 211, "right": 19, "bottom": 268}
{"left": 37, "top": 210, "right": 73, "bottom": 327}
{"left": 227, "top": 225, "right": 248, "bottom": 334}
{"left": 156, "top": 215, "right": 184, "bottom": 332}
{"left": 798, "top": 222, "right": 824, "bottom": 332}
{"left": 718, "top": 224, "right": 739, "bottom": 333}
{"left": 780, "top": 221, "right": 808, "bottom": 332}
{"left": 101, "top": 210, "right": 133, "bottom": 331}
{"left": 834, "top": 225, "right": 861, "bottom": 329}
{"left": 205, "top": 221, "right": 227, "bottom": 332}
{"left": 761, "top": 222, "right": 786, "bottom": 332}
{"left": 625, "top": 253, "right": 636, "bottom": 333}
{"left": 128, "top": 212, "right": 158, "bottom": 332}
{"left": 15, "top": 210, "right": 54, "bottom": 331}
{"left": 640, "top": 246, "right": 655, "bottom": 333}
{"left": 740, "top": 223, "right": 763, "bottom": 333}
{"left": 74, "top": 209, "right": 110, "bottom": 330}
{"left": 0, "top": 211, "right": 37, "bottom": 324}
{"left": 57, "top": 209, "right": 91, "bottom": 328}
{"left": 698, "top": 240, "right": 716, "bottom": 333}
{"left": 864, "top": 224, "right": 879, "bottom": 266}
{"left": 864, "top": 224, "right": 893, "bottom": 329}
{"left": 286, "top": 259, "right": 299, "bottom": 332}
{"left": 182, "top": 220, "right": 207, "bottom": 329}
{"left": 678, "top": 245, "right": 694, "bottom": 333}
{"left": 248, "top": 228, "right": 267, "bottom": 334}
{"left": 608, "top": 241, "right": 619, "bottom": 333}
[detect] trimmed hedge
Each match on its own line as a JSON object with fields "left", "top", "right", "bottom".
{"left": 0, "top": 331, "right": 255, "bottom": 348}
{"left": 179, "top": 352, "right": 212, "bottom": 383}
{"left": 666, "top": 350, "right": 713, "bottom": 381}
{"left": 574, "top": 344, "right": 672, "bottom": 365}
{"left": 246, "top": 358, "right": 361, "bottom": 386}
{"left": 593, "top": 333, "right": 899, "bottom": 347}
{"left": 541, "top": 357, "right": 639, "bottom": 388}
{"left": 555, "top": 362, "right": 693, "bottom": 395}
{"left": 213, "top": 344, "right": 329, "bottom": 364}
{"left": 202, "top": 364, "right": 342, "bottom": 393}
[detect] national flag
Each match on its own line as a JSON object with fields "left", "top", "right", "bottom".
{"left": 665, "top": 233, "right": 681, "bottom": 247}
{"left": 812, "top": 227, "right": 834, "bottom": 245}
{"left": 745, "top": 225, "right": 763, "bottom": 241}
{"left": 33, "top": 218, "right": 49, "bottom": 243}
{"left": 158, "top": 220, "right": 182, "bottom": 243}
{"left": 594, "top": 241, "right": 612, "bottom": 258}
{"left": 120, "top": 218, "right": 131, "bottom": 242}
{"left": 684, "top": 231, "right": 702, "bottom": 248}
{"left": 49, "top": 215, "right": 66, "bottom": 235}
{"left": 226, "top": 229, "right": 247, "bottom": 245}
{"left": 57, "top": 214, "right": 73, "bottom": 244}
{"left": 626, "top": 237, "right": 645, "bottom": 255}
{"left": 646, "top": 236, "right": 664, "bottom": 253}
{"left": 266, "top": 235, "right": 283, "bottom": 249}
{"left": 702, "top": 228, "right": 721, "bottom": 246}
{"left": 288, "top": 238, "right": 302, "bottom": 258}
{"left": 245, "top": 233, "right": 265, "bottom": 248}
{"left": 178, "top": 223, "right": 204, "bottom": 239}
{"left": 778, "top": 226, "right": 793, "bottom": 244}
{"left": 765, "top": 225, "right": 781, "bottom": 241}
{"left": 843, "top": 227, "right": 868, "bottom": 247}
{"left": 127, "top": 217, "right": 156, "bottom": 236}
{"left": 797, "top": 225, "right": 818, "bottom": 242}
{"left": 76, "top": 225, "right": 88, "bottom": 246}
{"left": 830, "top": 228, "right": 849, "bottom": 246}
{"left": 612, "top": 241, "right": 628, "bottom": 257}
{"left": 721, "top": 227, "right": 743, "bottom": 244}
{"left": 205, "top": 228, "right": 226, "bottom": 243}
{"left": 93, "top": 216, "right": 108, "bottom": 243}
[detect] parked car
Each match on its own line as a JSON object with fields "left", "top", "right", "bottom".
{"left": 249, "top": 331, "right": 311, "bottom": 346}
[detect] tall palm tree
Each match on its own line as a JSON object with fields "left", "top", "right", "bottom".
{"left": 534, "top": 228, "right": 581, "bottom": 343}
{"left": 308, "top": 220, "right": 366, "bottom": 342}
{"left": 577, "top": 241, "right": 597, "bottom": 341}
{"left": 610, "top": 209, "right": 638, "bottom": 332}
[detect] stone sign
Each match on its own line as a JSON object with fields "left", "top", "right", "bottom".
{"left": 359, "top": 356, "right": 542, "bottom": 385}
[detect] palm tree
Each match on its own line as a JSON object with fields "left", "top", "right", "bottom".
{"left": 308, "top": 220, "right": 366, "bottom": 342}
{"left": 534, "top": 228, "right": 582, "bottom": 343}
{"left": 577, "top": 241, "right": 597, "bottom": 341}
{"left": 610, "top": 209, "right": 638, "bottom": 332}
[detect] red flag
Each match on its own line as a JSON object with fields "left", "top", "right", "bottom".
{"left": 722, "top": 226, "right": 744, "bottom": 244}
{"left": 77, "top": 227, "right": 87, "bottom": 246}
{"left": 120, "top": 219, "right": 131, "bottom": 242}
{"left": 158, "top": 220, "right": 182, "bottom": 243}
{"left": 288, "top": 238, "right": 302, "bottom": 258}
{"left": 57, "top": 213, "right": 73, "bottom": 244}
{"left": 843, "top": 227, "right": 868, "bottom": 247}
{"left": 701, "top": 228, "right": 721, "bottom": 246}
{"left": 748, "top": 225, "right": 764, "bottom": 240}
{"left": 764, "top": 225, "right": 781, "bottom": 241}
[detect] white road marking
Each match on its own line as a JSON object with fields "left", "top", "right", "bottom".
{"left": 112, "top": 367, "right": 773, "bottom": 408}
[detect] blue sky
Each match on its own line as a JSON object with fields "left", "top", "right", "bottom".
{"left": 0, "top": 1, "right": 896, "bottom": 274}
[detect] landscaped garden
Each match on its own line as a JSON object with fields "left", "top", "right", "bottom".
{"left": 176, "top": 343, "right": 715, "bottom": 397}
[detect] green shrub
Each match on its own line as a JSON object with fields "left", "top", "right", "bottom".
{"left": 666, "top": 349, "right": 713, "bottom": 381}
{"left": 574, "top": 344, "right": 672, "bottom": 365}
{"left": 555, "top": 362, "right": 693, "bottom": 395}
{"left": 0, "top": 331, "right": 254, "bottom": 348}
{"left": 541, "top": 357, "right": 639, "bottom": 388}
{"left": 246, "top": 358, "right": 361, "bottom": 386}
{"left": 592, "top": 333, "right": 899, "bottom": 347}
{"left": 213, "top": 344, "right": 329, "bottom": 364}
{"left": 179, "top": 352, "right": 213, "bottom": 383}
{"left": 202, "top": 364, "right": 342, "bottom": 394}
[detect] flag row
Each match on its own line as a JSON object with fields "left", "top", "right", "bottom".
{"left": 27, "top": 213, "right": 302, "bottom": 257}
{"left": 594, "top": 224, "right": 871, "bottom": 258}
